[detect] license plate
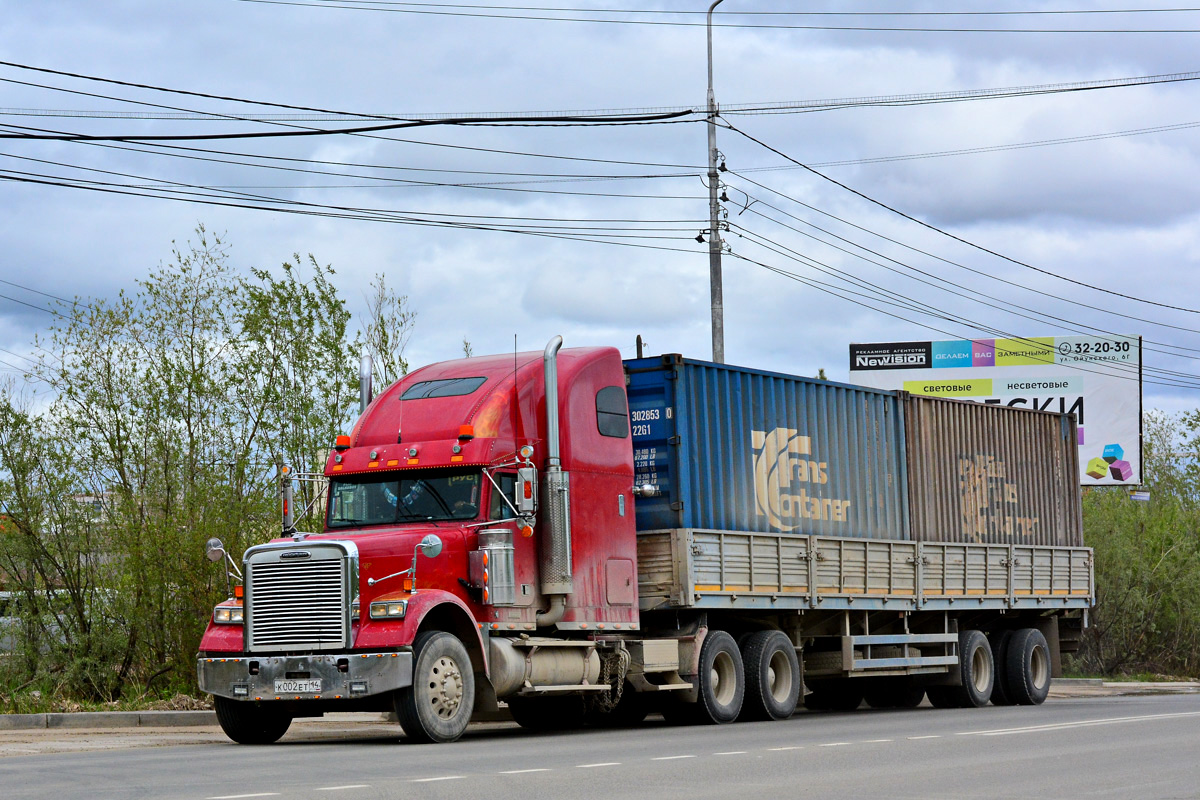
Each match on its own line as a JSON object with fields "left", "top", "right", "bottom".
{"left": 274, "top": 679, "right": 321, "bottom": 693}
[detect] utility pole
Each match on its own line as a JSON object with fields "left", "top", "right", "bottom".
{"left": 706, "top": 0, "right": 725, "bottom": 363}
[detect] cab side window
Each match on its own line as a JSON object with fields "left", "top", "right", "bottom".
{"left": 489, "top": 472, "right": 517, "bottom": 520}
{"left": 596, "top": 386, "right": 629, "bottom": 438}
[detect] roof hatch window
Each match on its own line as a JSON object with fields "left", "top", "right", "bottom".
{"left": 400, "top": 376, "right": 487, "bottom": 400}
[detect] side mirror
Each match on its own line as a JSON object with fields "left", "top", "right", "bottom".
{"left": 417, "top": 533, "right": 444, "bottom": 560}
{"left": 205, "top": 538, "right": 226, "bottom": 563}
{"left": 516, "top": 467, "right": 538, "bottom": 516}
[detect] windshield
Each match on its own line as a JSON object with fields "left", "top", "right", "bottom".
{"left": 327, "top": 469, "right": 482, "bottom": 528}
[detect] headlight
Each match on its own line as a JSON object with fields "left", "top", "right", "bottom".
{"left": 213, "top": 605, "right": 244, "bottom": 624}
{"left": 370, "top": 600, "right": 407, "bottom": 619}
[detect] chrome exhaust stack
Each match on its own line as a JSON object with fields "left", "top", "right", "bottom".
{"left": 538, "top": 335, "right": 573, "bottom": 616}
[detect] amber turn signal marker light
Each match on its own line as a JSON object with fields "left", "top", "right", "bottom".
{"left": 520, "top": 525, "right": 534, "bottom": 538}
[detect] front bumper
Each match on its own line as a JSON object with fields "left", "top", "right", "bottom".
{"left": 198, "top": 651, "right": 413, "bottom": 701}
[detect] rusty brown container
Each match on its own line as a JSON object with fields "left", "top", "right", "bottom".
{"left": 903, "top": 393, "right": 1082, "bottom": 546}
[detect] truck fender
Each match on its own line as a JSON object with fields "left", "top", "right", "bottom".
{"left": 403, "top": 590, "right": 489, "bottom": 676}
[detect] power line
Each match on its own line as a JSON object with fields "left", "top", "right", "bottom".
{"left": 726, "top": 170, "right": 1200, "bottom": 363}
{"left": 721, "top": 120, "right": 1200, "bottom": 317}
{"left": 232, "top": 0, "right": 1200, "bottom": 32}
{"left": 728, "top": 219, "right": 1192, "bottom": 387}
{"left": 6, "top": 70, "right": 1198, "bottom": 121}
{"left": 728, "top": 246, "right": 1190, "bottom": 390}
{"left": 727, "top": 198, "right": 1200, "bottom": 367}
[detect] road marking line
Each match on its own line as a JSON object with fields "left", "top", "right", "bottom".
{"left": 315, "top": 787, "right": 371, "bottom": 792}
{"left": 652, "top": 755, "right": 697, "bottom": 760}
{"left": 768, "top": 746, "right": 803, "bottom": 751}
{"left": 908, "top": 735, "right": 940, "bottom": 740}
{"left": 819, "top": 742, "right": 851, "bottom": 747}
{"left": 715, "top": 751, "right": 746, "bottom": 755}
{"left": 412, "top": 777, "right": 463, "bottom": 782}
{"left": 577, "top": 763, "right": 621, "bottom": 768}
{"left": 207, "top": 795, "right": 281, "bottom": 799}
{"left": 501, "top": 769, "right": 552, "bottom": 774}
{"left": 862, "top": 739, "right": 893, "bottom": 743}
{"left": 960, "top": 711, "right": 1200, "bottom": 737}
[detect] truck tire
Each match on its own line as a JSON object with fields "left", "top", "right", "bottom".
{"left": 507, "top": 695, "right": 585, "bottom": 730}
{"left": 394, "top": 631, "right": 475, "bottom": 743}
{"left": 803, "top": 680, "right": 863, "bottom": 711}
{"left": 1005, "top": 628, "right": 1051, "bottom": 706}
{"left": 694, "top": 630, "right": 744, "bottom": 724}
{"left": 740, "top": 630, "right": 800, "bottom": 721}
{"left": 989, "top": 630, "right": 1016, "bottom": 706}
{"left": 214, "top": 697, "right": 292, "bottom": 745}
{"left": 928, "top": 629, "right": 994, "bottom": 709}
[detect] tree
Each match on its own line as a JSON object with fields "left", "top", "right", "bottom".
{"left": 1075, "top": 411, "right": 1200, "bottom": 677}
{"left": 0, "top": 228, "right": 365, "bottom": 705}
{"left": 361, "top": 272, "right": 416, "bottom": 392}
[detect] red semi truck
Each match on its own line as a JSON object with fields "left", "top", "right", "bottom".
{"left": 198, "top": 337, "right": 1093, "bottom": 743}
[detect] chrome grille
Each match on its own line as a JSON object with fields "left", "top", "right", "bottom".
{"left": 247, "top": 556, "right": 348, "bottom": 652}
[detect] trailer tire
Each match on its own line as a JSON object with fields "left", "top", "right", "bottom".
{"left": 394, "top": 631, "right": 475, "bottom": 743}
{"left": 928, "top": 630, "right": 994, "bottom": 709}
{"left": 989, "top": 630, "right": 1016, "bottom": 706}
{"left": 1005, "top": 628, "right": 1051, "bottom": 706}
{"left": 740, "top": 630, "right": 800, "bottom": 721}
{"left": 694, "top": 630, "right": 744, "bottom": 724}
{"left": 214, "top": 697, "right": 292, "bottom": 745}
{"left": 507, "top": 695, "right": 586, "bottom": 731}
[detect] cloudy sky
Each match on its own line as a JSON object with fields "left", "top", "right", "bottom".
{"left": 2, "top": 2, "right": 1199, "bottom": 414}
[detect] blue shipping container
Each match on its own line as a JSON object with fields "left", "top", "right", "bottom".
{"left": 624, "top": 355, "right": 910, "bottom": 539}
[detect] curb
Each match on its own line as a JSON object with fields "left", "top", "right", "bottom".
{"left": 0, "top": 711, "right": 217, "bottom": 731}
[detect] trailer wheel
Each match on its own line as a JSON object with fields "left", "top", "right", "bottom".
{"left": 1005, "top": 628, "right": 1051, "bottom": 706}
{"left": 693, "top": 630, "right": 744, "bottom": 724}
{"left": 394, "top": 631, "right": 476, "bottom": 743}
{"left": 507, "top": 695, "right": 586, "bottom": 731}
{"left": 928, "top": 629, "right": 994, "bottom": 709}
{"left": 989, "top": 630, "right": 1016, "bottom": 706}
{"left": 740, "top": 630, "right": 800, "bottom": 721}
{"left": 214, "top": 697, "right": 292, "bottom": 745}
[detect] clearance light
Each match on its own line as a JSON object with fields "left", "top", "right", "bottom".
{"left": 370, "top": 600, "right": 408, "bottom": 619}
{"left": 234, "top": 584, "right": 244, "bottom": 599}
{"left": 213, "top": 606, "right": 244, "bottom": 624}
{"left": 458, "top": 425, "right": 475, "bottom": 441}
{"left": 334, "top": 434, "right": 351, "bottom": 452}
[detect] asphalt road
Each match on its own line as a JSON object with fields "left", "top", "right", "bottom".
{"left": 5, "top": 694, "right": 1200, "bottom": 800}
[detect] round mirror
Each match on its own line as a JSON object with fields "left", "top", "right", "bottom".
{"left": 205, "top": 538, "right": 225, "bottom": 563}
{"left": 417, "top": 533, "right": 443, "bottom": 559}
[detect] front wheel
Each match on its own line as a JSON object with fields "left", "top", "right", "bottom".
{"left": 214, "top": 697, "right": 292, "bottom": 745}
{"left": 394, "top": 631, "right": 476, "bottom": 743}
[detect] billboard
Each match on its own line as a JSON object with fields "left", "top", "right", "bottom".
{"left": 849, "top": 335, "right": 1142, "bottom": 486}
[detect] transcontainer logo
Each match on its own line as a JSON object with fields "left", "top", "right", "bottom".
{"left": 751, "top": 428, "right": 852, "bottom": 531}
